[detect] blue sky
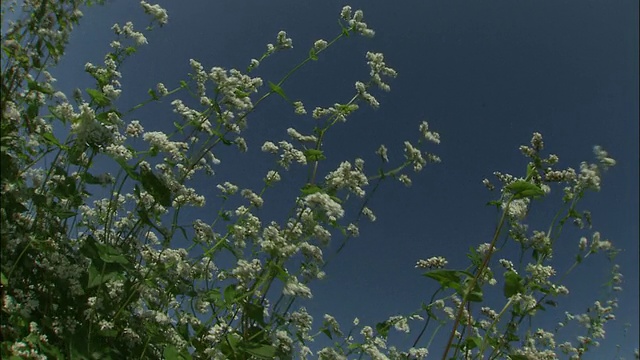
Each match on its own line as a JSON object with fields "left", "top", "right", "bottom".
{"left": 47, "top": 0, "right": 638, "bottom": 356}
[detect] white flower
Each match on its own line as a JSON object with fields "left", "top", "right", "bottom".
{"left": 276, "top": 30, "right": 293, "bottom": 49}
{"left": 419, "top": 121, "right": 440, "bottom": 144}
{"left": 314, "top": 39, "right": 328, "bottom": 50}
{"left": 283, "top": 276, "right": 312, "bottom": 298}
{"left": 503, "top": 198, "right": 529, "bottom": 220}
{"left": 287, "top": 128, "right": 316, "bottom": 142}
{"left": 262, "top": 141, "right": 279, "bottom": 153}
{"left": 415, "top": 256, "right": 448, "bottom": 269}
{"left": 265, "top": 170, "right": 281, "bottom": 184}
{"left": 140, "top": 1, "right": 169, "bottom": 25}
{"left": 398, "top": 174, "right": 412, "bottom": 187}
{"left": 293, "top": 101, "right": 307, "bottom": 115}
{"left": 304, "top": 192, "right": 344, "bottom": 219}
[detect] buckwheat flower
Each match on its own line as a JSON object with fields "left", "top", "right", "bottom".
{"left": 99, "top": 320, "right": 114, "bottom": 331}
{"left": 276, "top": 30, "right": 293, "bottom": 49}
{"left": 122, "top": 22, "right": 147, "bottom": 45}
{"left": 140, "top": 1, "right": 169, "bottom": 25}
{"left": 526, "top": 132, "right": 544, "bottom": 152}
{"left": 264, "top": 170, "right": 281, "bottom": 184}
{"left": 293, "top": 100, "right": 307, "bottom": 115}
{"left": 362, "top": 206, "right": 376, "bottom": 222}
{"left": 304, "top": 192, "right": 344, "bottom": 219}
{"left": 232, "top": 259, "right": 262, "bottom": 285}
{"left": 358, "top": 84, "right": 380, "bottom": 108}
{"left": 409, "top": 348, "right": 429, "bottom": 359}
{"left": 376, "top": 144, "right": 389, "bottom": 162}
{"left": 323, "top": 314, "right": 344, "bottom": 336}
{"left": 415, "top": 256, "right": 448, "bottom": 269}
{"left": 345, "top": 9, "right": 375, "bottom": 37}
{"left": 266, "top": 43, "right": 275, "bottom": 53}
{"left": 275, "top": 330, "right": 293, "bottom": 353}
{"left": 419, "top": 121, "right": 440, "bottom": 144}
{"left": 499, "top": 259, "right": 516, "bottom": 272}
{"left": 105, "top": 144, "right": 133, "bottom": 160}
{"left": 502, "top": 198, "right": 530, "bottom": 220}
{"left": 284, "top": 276, "right": 312, "bottom": 298}
{"left": 313, "top": 224, "right": 332, "bottom": 244}
{"left": 404, "top": 141, "right": 426, "bottom": 171}
{"left": 314, "top": 39, "right": 328, "bottom": 50}
{"left": 101, "top": 84, "right": 121, "bottom": 99}
{"left": 2, "top": 101, "right": 20, "bottom": 123}
{"left": 347, "top": 223, "right": 359, "bottom": 237}
{"left": 241, "top": 189, "right": 264, "bottom": 208}
{"left": 398, "top": 174, "right": 412, "bottom": 187}
{"left": 325, "top": 161, "right": 369, "bottom": 196}
{"left": 156, "top": 82, "right": 168, "bottom": 96}
{"left": 366, "top": 52, "right": 397, "bottom": 83}
{"left": 217, "top": 181, "right": 238, "bottom": 195}
{"left": 552, "top": 284, "right": 570, "bottom": 295}
{"left": 354, "top": 317, "right": 360, "bottom": 326}
{"left": 341, "top": 6, "right": 352, "bottom": 20}
{"left": 278, "top": 141, "right": 307, "bottom": 169}
{"left": 526, "top": 263, "right": 556, "bottom": 285}
{"left": 235, "top": 137, "right": 248, "bottom": 152}
{"left": 389, "top": 316, "right": 410, "bottom": 333}
{"left": 577, "top": 162, "right": 602, "bottom": 191}
{"left": 248, "top": 58, "right": 260, "bottom": 71}
{"left": 593, "top": 145, "right": 616, "bottom": 168}
{"left": 476, "top": 243, "right": 496, "bottom": 256}
{"left": 287, "top": 127, "right": 316, "bottom": 142}
{"left": 261, "top": 141, "right": 279, "bottom": 154}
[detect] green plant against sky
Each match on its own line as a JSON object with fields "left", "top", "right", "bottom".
{"left": 0, "top": 1, "right": 636, "bottom": 359}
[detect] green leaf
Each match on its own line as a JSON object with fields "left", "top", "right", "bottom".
{"left": 505, "top": 180, "right": 545, "bottom": 199}
{"left": 140, "top": 167, "right": 171, "bottom": 207}
{"left": 504, "top": 270, "right": 525, "bottom": 298}
{"left": 376, "top": 321, "right": 392, "bottom": 338}
{"left": 94, "top": 241, "right": 129, "bottom": 265}
{"left": 204, "top": 289, "right": 222, "bottom": 306}
{"left": 464, "top": 336, "right": 482, "bottom": 350}
{"left": 164, "top": 345, "right": 180, "bottom": 360}
{"left": 27, "top": 78, "right": 53, "bottom": 95}
{"left": 42, "top": 132, "right": 64, "bottom": 148}
{"left": 87, "top": 265, "right": 119, "bottom": 288}
{"left": 268, "top": 81, "right": 289, "bottom": 101}
{"left": 86, "top": 88, "right": 111, "bottom": 107}
{"left": 303, "top": 149, "right": 326, "bottom": 162}
{"left": 321, "top": 327, "right": 333, "bottom": 340}
{"left": 509, "top": 355, "right": 528, "bottom": 360}
{"left": 80, "top": 172, "right": 105, "bottom": 185}
{"left": 526, "top": 163, "right": 536, "bottom": 179}
{"left": 423, "top": 269, "right": 463, "bottom": 291}
{"left": 1, "top": 272, "right": 8, "bottom": 286}
{"left": 242, "top": 343, "right": 276, "bottom": 359}
{"left": 148, "top": 88, "right": 159, "bottom": 100}
{"left": 309, "top": 48, "right": 318, "bottom": 61}
{"left": 52, "top": 209, "right": 77, "bottom": 219}
{"left": 244, "top": 302, "right": 265, "bottom": 325}
{"left": 224, "top": 284, "right": 237, "bottom": 305}
{"left": 340, "top": 22, "right": 350, "bottom": 37}
{"left": 163, "top": 345, "right": 192, "bottom": 360}
{"left": 466, "top": 280, "right": 484, "bottom": 302}
{"left": 300, "top": 183, "right": 323, "bottom": 196}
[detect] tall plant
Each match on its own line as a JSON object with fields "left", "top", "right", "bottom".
{"left": 1, "top": 1, "right": 629, "bottom": 359}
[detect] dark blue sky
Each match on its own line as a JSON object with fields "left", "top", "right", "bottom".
{"left": 50, "top": 0, "right": 638, "bottom": 356}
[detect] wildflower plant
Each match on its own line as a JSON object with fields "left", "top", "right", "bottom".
{"left": 0, "top": 1, "right": 634, "bottom": 359}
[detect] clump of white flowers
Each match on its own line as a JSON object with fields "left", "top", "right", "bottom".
{"left": 140, "top": 1, "right": 168, "bottom": 26}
